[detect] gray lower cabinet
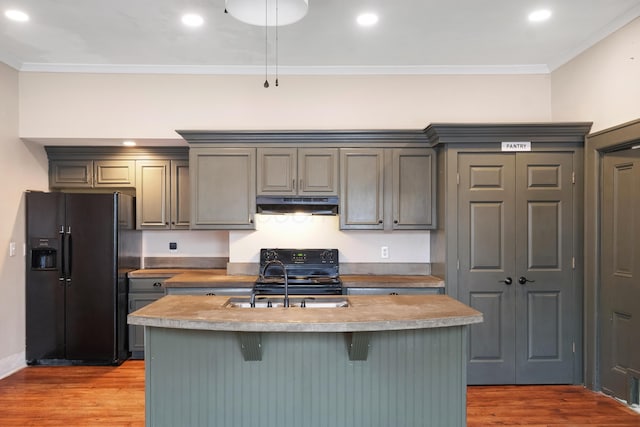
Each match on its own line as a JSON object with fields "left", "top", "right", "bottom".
{"left": 257, "top": 147, "right": 339, "bottom": 196}
{"left": 340, "top": 148, "right": 436, "bottom": 230}
{"left": 128, "top": 277, "right": 168, "bottom": 359}
{"left": 136, "top": 160, "right": 189, "bottom": 230}
{"left": 189, "top": 148, "right": 256, "bottom": 229}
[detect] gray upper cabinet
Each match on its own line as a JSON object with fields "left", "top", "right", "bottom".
{"left": 340, "top": 148, "right": 436, "bottom": 230}
{"left": 257, "top": 148, "right": 338, "bottom": 196}
{"left": 136, "top": 160, "right": 189, "bottom": 230}
{"left": 340, "top": 149, "right": 385, "bottom": 230}
{"left": 94, "top": 160, "right": 136, "bottom": 187}
{"left": 50, "top": 159, "right": 136, "bottom": 189}
{"left": 392, "top": 148, "right": 436, "bottom": 229}
{"left": 50, "top": 160, "right": 94, "bottom": 188}
{"left": 190, "top": 148, "right": 256, "bottom": 229}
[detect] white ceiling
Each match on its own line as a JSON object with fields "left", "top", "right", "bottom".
{"left": 2, "top": 0, "right": 640, "bottom": 75}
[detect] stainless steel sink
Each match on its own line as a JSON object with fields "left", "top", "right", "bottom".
{"left": 224, "top": 296, "right": 349, "bottom": 308}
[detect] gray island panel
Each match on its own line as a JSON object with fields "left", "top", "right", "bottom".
{"left": 145, "top": 326, "right": 467, "bottom": 427}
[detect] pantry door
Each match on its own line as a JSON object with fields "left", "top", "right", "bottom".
{"left": 459, "top": 151, "right": 576, "bottom": 384}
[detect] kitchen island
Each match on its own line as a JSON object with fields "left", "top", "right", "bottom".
{"left": 128, "top": 294, "right": 482, "bottom": 427}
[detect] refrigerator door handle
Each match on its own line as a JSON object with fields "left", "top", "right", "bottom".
{"left": 59, "top": 225, "right": 65, "bottom": 284}
{"left": 64, "top": 228, "right": 72, "bottom": 285}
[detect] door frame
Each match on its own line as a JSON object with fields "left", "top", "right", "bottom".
{"left": 426, "top": 122, "right": 591, "bottom": 385}
{"left": 584, "top": 118, "right": 640, "bottom": 391}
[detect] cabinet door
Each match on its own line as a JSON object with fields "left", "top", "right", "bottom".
{"left": 94, "top": 160, "right": 136, "bottom": 187}
{"left": 392, "top": 148, "right": 436, "bottom": 229}
{"left": 257, "top": 148, "right": 297, "bottom": 195}
{"left": 128, "top": 292, "right": 164, "bottom": 356}
{"left": 298, "top": 148, "right": 339, "bottom": 195}
{"left": 190, "top": 148, "right": 256, "bottom": 229}
{"left": 171, "top": 160, "right": 190, "bottom": 229}
{"left": 136, "top": 160, "right": 170, "bottom": 230}
{"left": 340, "top": 149, "right": 384, "bottom": 230}
{"left": 49, "top": 160, "right": 93, "bottom": 188}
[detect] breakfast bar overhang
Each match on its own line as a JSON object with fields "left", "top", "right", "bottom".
{"left": 128, "top": 294, "right": 482, "bottom": 427}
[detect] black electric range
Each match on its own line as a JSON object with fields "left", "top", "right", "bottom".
{"left": 252, "top": 248, "right": 343, "bottom": 296}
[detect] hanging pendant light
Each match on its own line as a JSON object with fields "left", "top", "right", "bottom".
{"left": 225, "top": 0, "right": 308, "bottom": 26}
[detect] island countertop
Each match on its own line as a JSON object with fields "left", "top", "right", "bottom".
{"left": 127, "top": 294, "right": 482, "bottom": 332}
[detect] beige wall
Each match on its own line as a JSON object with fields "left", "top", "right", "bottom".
{"left": 551, "top": 17, "right": 640, "bottom": 132}
{"left": 17, "top": 71, "right": 553, "bottom": 266}
{"left": 0, "top": 63, "right": 48, "bottom": 377}
{"left": 19, "top": 73, "right": 552, "bottom": 139}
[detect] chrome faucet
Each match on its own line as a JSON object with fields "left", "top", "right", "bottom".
{"left": 258, "top": 259, "right": 289, "bottom": 308}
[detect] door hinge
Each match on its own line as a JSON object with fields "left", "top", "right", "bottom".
{"left": 572, "top": 171, "right": 575, "bottom": 184}
{"left": 572, "top": 342, "right": 576, "bottom": 353}
{"left": 457, "top": 173, "right": 460, "bottom": 185}
{"left": 572, "top": 257, "right": 575, "bottom": 269}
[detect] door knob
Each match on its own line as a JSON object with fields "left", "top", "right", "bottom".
{"left": 499, "top": 277, "right": 513, "bottom": 285}
{"left": 518, "top": 276, "right": 535, "bottom": 285}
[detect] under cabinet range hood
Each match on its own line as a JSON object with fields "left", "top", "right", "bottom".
{"left": 256, "top": 196, "right": 339, "bottom": 215}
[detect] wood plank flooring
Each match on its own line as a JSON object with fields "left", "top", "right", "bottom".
{"left": 0, "top": 360, "right": 638, "bottom": 426}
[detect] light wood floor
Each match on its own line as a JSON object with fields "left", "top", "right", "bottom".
{"left": 0, "top": 360, "right": 638, "bottom": 426}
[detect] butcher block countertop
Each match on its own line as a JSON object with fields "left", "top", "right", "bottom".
{"left": 127, "top": 294, "right": 480, "bottom": 332}
{"left": 129, "top": 269, "right": 445, "bottom": 289}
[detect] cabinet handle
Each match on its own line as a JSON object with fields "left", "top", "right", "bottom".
{"left": 393, "top": 220, "right": 398, "bottom": 224}
{"left": 293, "top": 179, "right": 296, "bottom": 190}
{"left": 389, "top": 292, "right": 399, "bottom": 295}
{"left": 206, "top": 292, "right": 216, "bottom": 296}
{"left": 378, "top": 220, "right": 383, "bottom": 224}
{"left": 153, "top": 282, "right": 162, "bottom": 288}
{"left": 299, "top": 179, "right": 303, "bottom": 190}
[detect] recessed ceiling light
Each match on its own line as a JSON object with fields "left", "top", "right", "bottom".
{"left": 528, "top": 9, "right": 552, "bottom": 22}
{"left": 357, "top": 12, "right": 378, "bottom": 27}
{"left": 122, "top": 140, "right": 137, "bottom": 147}
{"left": 182, "top": 13, "right": 204, "bottom": 27}
{"left": 5, "top": 9, "right": 29, "bottom": 22}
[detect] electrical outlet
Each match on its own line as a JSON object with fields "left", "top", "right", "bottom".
{"left": 380, "top": 246, "right": 389, "bottom": 259}
{"left": 169, "top": 242, "right": 178, "bottom": 252}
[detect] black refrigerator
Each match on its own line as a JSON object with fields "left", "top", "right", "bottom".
{"left": 25, "top": 192, "right": 141, "bottom": 365}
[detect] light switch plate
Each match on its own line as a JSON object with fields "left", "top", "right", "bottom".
{"left": 9, "top": 241, "right": 16, "bottom": 257}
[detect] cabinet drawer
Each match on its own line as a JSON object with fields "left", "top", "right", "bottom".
{"left": 166, "top": 287, "right": 251, "bottom": 296}
{"left": 347, "top": 287, "right": 444, "bottom": 295}
{"left": 129, "top": 278, "right": 169, "bottom": 292}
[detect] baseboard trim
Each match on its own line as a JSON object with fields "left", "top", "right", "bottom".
{"left": 0, "top": 351, "right": 26, "bottom": 380}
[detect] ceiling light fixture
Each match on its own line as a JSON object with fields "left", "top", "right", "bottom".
{"left": 226, "top": 0, "right": 308, "bottom": 88}
{"left": 182, "top": 13, "right": 204, "bottom": 27}
{"left": 357, "top": 12, "right": 379, "bottom": 27}
{"left": 528, "top": 9, "right": 552, "bottom": 22}
{"left": 225, "top": 0, "right": 308, "bottom": 26}
{"left": 122, "top": 140, "right": 137, "bottom": 147}
{"left": 4, "top": 9, "right": 29, "bottom": 22}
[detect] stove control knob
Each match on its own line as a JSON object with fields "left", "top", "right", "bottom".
{"left": 264, "top": 250, "right": 278, "bottom": 262}
{"left": 321, "top": 250, "right": 334, "bottom": 263}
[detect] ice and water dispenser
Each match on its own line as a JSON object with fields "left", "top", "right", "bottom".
{"left": 30, "top": 238, "right": 58, "bottom": 270}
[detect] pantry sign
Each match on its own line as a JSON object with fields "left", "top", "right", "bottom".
{"left": 501, "top": 141, "right": 531, "bottom": 152}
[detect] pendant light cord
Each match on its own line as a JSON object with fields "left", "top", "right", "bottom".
{"left": 264, "top": 0, "right": 269, "bottom": 88}
{"left": 275, "top": 0, "right": 279, "bottom": 86}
